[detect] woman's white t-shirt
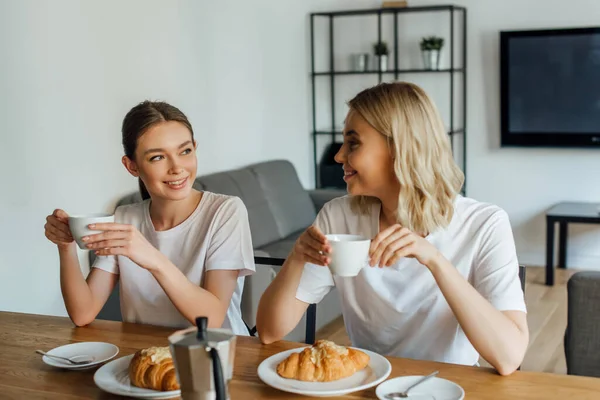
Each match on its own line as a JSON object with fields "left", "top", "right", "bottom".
{"left": 296, "top": 195, "right": 526, "bottom": 366}
{"left": 93, "top": 191, "right": 255, "bottom": 335}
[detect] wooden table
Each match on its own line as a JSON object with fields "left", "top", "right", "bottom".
{"left": 2, "top": 312, "right": 600, "bottom": 399}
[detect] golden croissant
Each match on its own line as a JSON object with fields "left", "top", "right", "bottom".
{"left": 129, "top": 346, "right": 180, "bottom": 391}
{"left": 277, "top": 340, "right": 370, "bottom": 382}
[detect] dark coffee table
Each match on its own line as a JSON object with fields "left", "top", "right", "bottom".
{"left": 546, "top": 202, "right": 600, "bottom": 285}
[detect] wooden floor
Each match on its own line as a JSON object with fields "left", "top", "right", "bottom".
{"left": 316, "top": 266, "right": 575, "bottom": 374}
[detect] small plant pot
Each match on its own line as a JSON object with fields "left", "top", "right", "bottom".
{"left": 352, "top": 53, "right": 370, "bottom": 71}
{"left": 422, "top": 49, "right": 441, "bottom": 70}
{"left": 375, "top": 54, "right": 389, "bottom": 72}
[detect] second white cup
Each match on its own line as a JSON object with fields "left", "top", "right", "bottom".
{"left": 325, "top": 234, "right": 371, "bottom": 277}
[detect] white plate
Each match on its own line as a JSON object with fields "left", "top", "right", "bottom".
{"left": 376, "top": 376, "right": 465, "bottom": 400}
{"left": 258, "top": 346, "right": 392, "bottom": 397}
{"left": 41, "top": 342, "right": 119, "bottom": 370}
{"left": 94, "top": 354, "right": 181, "bottom": 399}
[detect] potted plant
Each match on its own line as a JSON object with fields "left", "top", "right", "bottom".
{"left": 373, "top": 41, "right": 389, "bottom": 72}
{"left": 420, "top": 36, "right": 444, "bottom": 70}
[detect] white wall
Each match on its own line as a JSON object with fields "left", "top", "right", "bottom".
{"left": 0, "top": 0, "right": 379, "bottom": 316}
{"left": 2, "top": 0, "right": 600, "bottom": 317}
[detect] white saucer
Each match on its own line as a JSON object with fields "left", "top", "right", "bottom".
{"left": 258, "top": 346, "right": 392, "bottom": 397}
{"left": 376, "top": 376, "right": 465, "bottom": 400}
{"left": 41, "top": 342, "right": 119, "bottom": 370}
{"left": 94, "top": 354, "right": 181, "bottom": 399}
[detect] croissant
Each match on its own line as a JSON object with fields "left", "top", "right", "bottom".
{"left": 277, "top": 340, "right": 370, "bottom": 382}
{"left": 129, "top": 346, "right": 180, "bottom": 391}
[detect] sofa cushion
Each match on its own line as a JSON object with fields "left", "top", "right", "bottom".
{"left": 257, "top": 230, "right": 304, "bottom": 259}
{"left": 565, "top": 271, "right": 600, "bottom": 377}
{"left": 250, "top": 160, "right": 316, "bottom": 239}
{"left": 197, "top": 168, "right": 281, "bottom": 248}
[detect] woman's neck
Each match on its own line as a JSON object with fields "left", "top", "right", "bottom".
{"left": 378, "top": 191, "right": 399, "bottom": 231}
{"left": 378, "top": 191, "right": 428, "bottom": 237}
{"left": 149, "top": 190, "right": 203, "bottom": 231}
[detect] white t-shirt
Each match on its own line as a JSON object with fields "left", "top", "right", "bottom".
{"left": 93, "top": 191, "right": 255, "bottom": 335}
{"left": 296, "top": 195, "right": 526, "bottom": 366}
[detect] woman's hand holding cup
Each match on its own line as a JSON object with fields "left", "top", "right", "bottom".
{"left": 290, "top": 225, "right": 331, "bottom": 266}
{"left": 44, "top": 209, "right": 75, "bottom": 249}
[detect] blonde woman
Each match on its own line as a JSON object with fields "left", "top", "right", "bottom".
{"left": 257, "top": 82, "right": 528, "bottom": 375}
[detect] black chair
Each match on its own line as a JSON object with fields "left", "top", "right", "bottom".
{"left": 517, "top": 265, "right": 527, "bottom": 371}
{"left": 96, "top": 284, "right": 122, "bottom": 322}
{"left": 251, "top": 256, "right": 317, "bottom": 344}
{"left": 519, "top": 265, "right": 526, "bottom": 293}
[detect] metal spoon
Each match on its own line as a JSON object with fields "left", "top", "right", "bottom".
{"left": 36, "top": 350, "right": 95, "bottom": 365}
{"left": 385, "top": 371, "right": 439, "bottom": 399}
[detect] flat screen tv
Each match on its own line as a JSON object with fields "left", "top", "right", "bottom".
{"left": 500, "top": 27, "right": 600, "bottom": 147}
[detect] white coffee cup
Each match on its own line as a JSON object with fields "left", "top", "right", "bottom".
{"left": 68, "top": 213, "right": 115, "bottom": 250}
{"left": 325, "top": 234, "right": 371, "bottom": 277}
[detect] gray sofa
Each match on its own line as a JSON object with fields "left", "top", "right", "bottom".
{"left": 96, "top": 159, "right": 345, "bottom": 342}
{"left": 565, "top": 271, "right": 600, "bottom": 377}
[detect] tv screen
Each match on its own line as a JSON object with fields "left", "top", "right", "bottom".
{"left": 500, "top": 27, "right": 600, "bottom": 147}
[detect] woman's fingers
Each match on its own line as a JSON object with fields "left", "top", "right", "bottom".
{"left": 47, "top": 215, "right": 73, "bottom": 237}
{"left": 89, "top": 223, "right": 131, "bottom": 231}
{"left": 299, "top": 240, "right": 329, "bottom": 265}
{"left": 380, "top": 236, "right": 415, "bottom": 267}
{"left": 385, "top": 247, "right": 410, "bottom": 267}
{"left": 293, "top": 227, "right": 330, "bottom": 266}
{"left": 83, "top": 231, "right": 127, "bottom": 244}
{"left": 304, "top": 229, "right": 331, "bottom": 261}
{"left": 45, "top": 222, "right": 72, "bottom": 242}
{"left": 370, "top": 224, "right": 400, "bottom": 251}
{"left": 292, "top": 226, "right": 332, "bottom": 267}
{"left": 371, "top": 225, "right": 411, "bottom": 266}
{"left": 370, "top": 226, "right": 409, "bottom": 266}
{"left": 53, "top": 209, "right": 70, "bottom": 222}
{"left": 307, "top": 225, "right": 326, "bottom": 241}
{"left": 87, "top": 239, "right": 129, "bottom": 250}
{"left": 301, "top": 233, "right": 329, "bottom": 254}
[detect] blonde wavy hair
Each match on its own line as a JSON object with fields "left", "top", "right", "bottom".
{"left": 348, "top": 82, "right": 464, "bottom": 235}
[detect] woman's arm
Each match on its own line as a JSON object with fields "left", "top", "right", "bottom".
{"left": 89, "top": 231, "right": 244, "bottom": 327}
{"left": 87, "top": 197, "right": 254, "bottom": 328}
{"left": 88, "top": 230, "right": 244, "bottom": 327}
{"left": 257, "top": 225, "right": 333, "bottom": 344}
{"left": 256, "top": 256, "right": 311, "bottom": 344}
{"left": 428, "top": 256, "right": 528, "bottom": 375}
{"left": 46, "top": 209, "right": 117, "bottom": 326}
{"left": 150, "top": 257, "right": 240, "bottom": 327}
{"left": 59, "top": 244, "right": 118, "bottom": 326}
{"left": 370, "top": 217, "right": 528, "bottom": 376}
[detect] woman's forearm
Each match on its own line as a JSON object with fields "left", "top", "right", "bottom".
{"left": 256, "top": 257, "right": 308, "bottom": 343}
{"left": 58, "top": 244, "right": 96, "bottom": 326}
{"left": 428, "top": 256, "right": 529, "bottom": 375}
{"left": 151, "top": 257, "right": 229, "bottom": 327}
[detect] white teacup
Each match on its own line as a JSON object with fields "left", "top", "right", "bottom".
{"left": 325, "top": 234, "right": 371, "bottom": 277}
{"left": 68, "top": 213, "right": 115, "bottom": 250}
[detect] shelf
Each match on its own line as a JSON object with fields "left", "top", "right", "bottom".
{"left": 311, "top": 5, "right": 465, "bottom": 17}
{"left": 309, "top": 3, "right": 467, "bottom": 191}
{"left": 314, "top": 128, "right": 464, "bottom": 136}
{"left": 313, "top": 68, "right": 463, "bottom": 76}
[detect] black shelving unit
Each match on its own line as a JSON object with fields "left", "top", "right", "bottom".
{"left": 310, "top": 4, "right": 467, "bottom": 193}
